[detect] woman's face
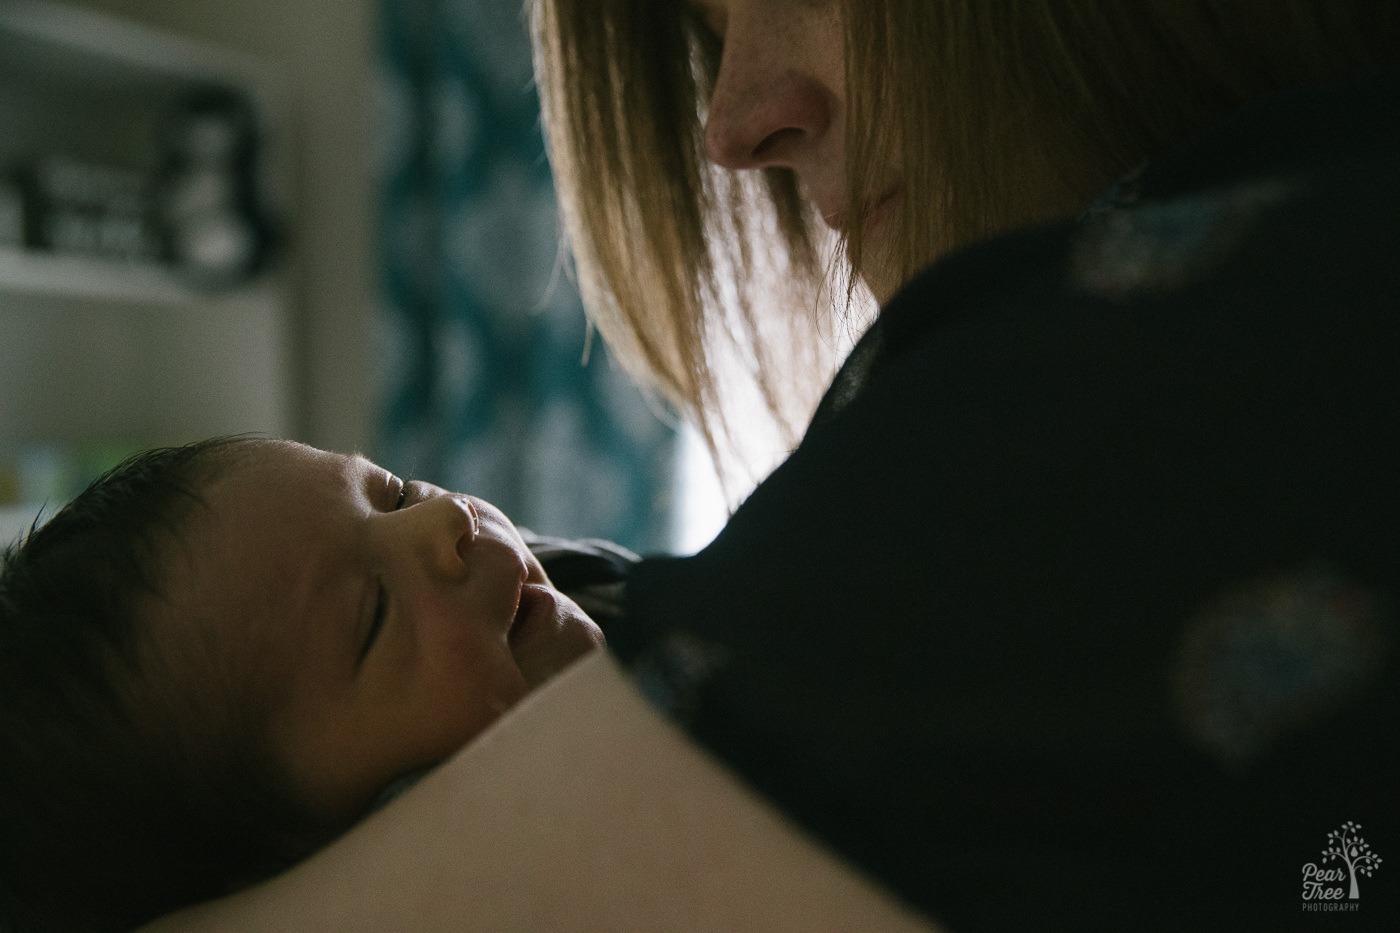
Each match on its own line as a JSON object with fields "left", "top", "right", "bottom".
{"left": 695, "top": 0, "right": 904, "bottom": 298}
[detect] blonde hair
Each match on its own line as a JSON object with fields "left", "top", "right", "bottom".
{"left": 531, "top": 0, "right": 1398, "bottom": 464}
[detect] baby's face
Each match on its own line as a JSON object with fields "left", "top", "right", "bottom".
{"left": 155, "top": 440, "right": 603, "bottom": 824}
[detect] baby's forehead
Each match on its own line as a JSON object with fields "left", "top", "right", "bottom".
{"left": 167, "top": 441, "right": 352, "bottom": 587}
{"left": 150, "top": 442, "right": 359, "bottom": 691}
{"left": 206, "top": 440, "right": 362, "bottom": 501}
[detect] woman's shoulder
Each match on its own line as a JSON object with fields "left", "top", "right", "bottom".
{"left": 826, "top": 70, "right": 1400, "bottom": 424}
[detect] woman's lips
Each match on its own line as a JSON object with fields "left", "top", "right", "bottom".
{"left": 822, "top": 186, "right": 902, "bottom": 232}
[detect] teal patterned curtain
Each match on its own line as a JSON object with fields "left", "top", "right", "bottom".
{"left": 376, "top": 0, "right": 676, "bottom": 551}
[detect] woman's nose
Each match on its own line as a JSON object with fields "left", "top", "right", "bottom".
{"left": 702, "top": 23, "right": 833, "bottom": 171}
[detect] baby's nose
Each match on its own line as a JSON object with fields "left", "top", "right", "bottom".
{"left": 420, "top": 492, "right": 480, "bottom": 576}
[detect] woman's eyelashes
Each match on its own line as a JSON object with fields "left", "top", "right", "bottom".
{"left": 688, "top": 4, "right": 724, "bottom": 43}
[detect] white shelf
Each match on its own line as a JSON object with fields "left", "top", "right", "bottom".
{"left": 0, "top": 0, "right": 276, "bottom": 95}
{"left": 0, "top": 0, "right": 295, "bottom": 449}
{"left": 0, "top": 244, "right": 267, "bottom": 309}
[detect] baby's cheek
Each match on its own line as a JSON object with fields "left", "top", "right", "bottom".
{"left": 440, "top": 657, "right": 530, "bottom": 738}
{"left": 524, "top": 551, "right": 550, "bottom": 585}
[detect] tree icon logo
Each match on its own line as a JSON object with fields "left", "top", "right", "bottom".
{"left": 1302, "top": 822, "right": 1383, "bottom": 904}
{"left": 1323, "top": 823, "right": 1383, "bottom": 899}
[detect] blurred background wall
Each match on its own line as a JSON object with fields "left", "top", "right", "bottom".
{"left": 375, "top": 0, "right": 676, "bottom": 549}
{"left": 5, "top": 0, "right": 685, "bottom": 551}
{"left": 71, "top": 0, "right": 382, "bottom": 454}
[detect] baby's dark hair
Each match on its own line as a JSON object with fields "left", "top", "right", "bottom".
{"left": 0, "top": 438, "right": 327, "bottom": 932}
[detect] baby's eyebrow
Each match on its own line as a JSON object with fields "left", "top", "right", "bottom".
{"left": 346, "top": 451, "right": 387, "bottom": 479}
{"left": 342, "top": 452, "right": 393, "bottom": 498}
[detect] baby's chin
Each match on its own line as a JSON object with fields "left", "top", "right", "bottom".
{"left": 512, "top": 587, "right": 605, "bottom": 689}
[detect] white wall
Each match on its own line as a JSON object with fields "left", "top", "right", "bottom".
{"left": 69, "top": 0, "right": 380, "bottom": 453}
